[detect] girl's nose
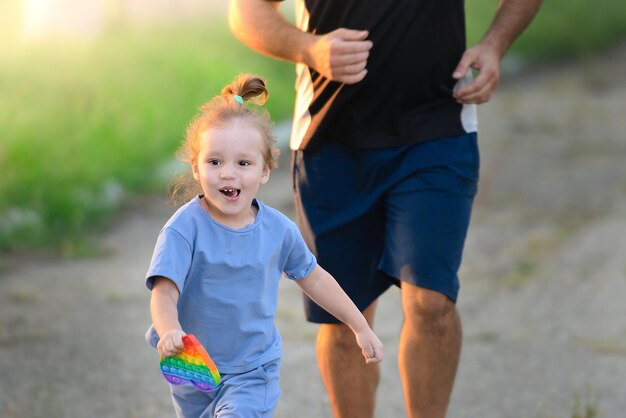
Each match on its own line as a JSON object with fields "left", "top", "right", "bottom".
{"left": 220, "top": 165, "right": 235, "bottom": 179}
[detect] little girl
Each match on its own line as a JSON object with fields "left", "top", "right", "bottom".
{"left": 145, "top": 74, "right": 383, "bottom": 417}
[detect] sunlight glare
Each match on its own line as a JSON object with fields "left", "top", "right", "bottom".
{"left": 22, "top": 0, "right": 104, "bottom": 40}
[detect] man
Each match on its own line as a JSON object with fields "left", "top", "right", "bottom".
{"left": 229, "top": 1, "right": 542, "bottom": 417}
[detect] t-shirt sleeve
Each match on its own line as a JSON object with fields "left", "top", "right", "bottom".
{"left": 145, "top": 227, "right": 192, "bottom": 292}
{"left": 282, "top": 222, "right": 316, "bottom": 281}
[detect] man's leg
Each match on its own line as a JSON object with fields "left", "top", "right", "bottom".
{"left": 316, "top": 302, "right": 380, "bottom": 418}
{"left": 399, "top": 284, "right": 461, "bottom": 418}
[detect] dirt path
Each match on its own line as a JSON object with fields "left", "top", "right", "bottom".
{"left": 2, "top": 45, "right": 626, "bottom": 418}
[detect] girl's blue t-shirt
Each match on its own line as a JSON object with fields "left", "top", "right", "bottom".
{"left": 145, "top": 196, "right": 316, "bottom": 374}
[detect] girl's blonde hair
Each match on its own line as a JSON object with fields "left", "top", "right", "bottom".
{"left": 170, "top": 74, "right": 280, "bottom": 203}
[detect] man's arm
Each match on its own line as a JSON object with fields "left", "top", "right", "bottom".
{"left": 229, "top": 0, "right": 310, "bottom": 64}
{"left": 228, "top": 0, "right": 373, "bottom": 84}
{"left": 453, "top": 0, "right": 543, "bottom": 104}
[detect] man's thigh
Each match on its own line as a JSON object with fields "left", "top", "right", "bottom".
{"left": 380, "top": 172, "right": 476, "bottom": 302}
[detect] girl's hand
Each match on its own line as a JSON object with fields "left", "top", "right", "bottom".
{"left": 356, "top": 328, "right": 384, "bottom": 364}
{"left": 157, "top": 329, "right": 186, "bottom": 358}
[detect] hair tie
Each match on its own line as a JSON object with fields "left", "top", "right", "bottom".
{"left": 234, "top": 95, "right": 244, "bottom": 105}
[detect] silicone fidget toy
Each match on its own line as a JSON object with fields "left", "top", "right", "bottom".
{"left": 160, "top": 334, "right": 221, "bottom": 392}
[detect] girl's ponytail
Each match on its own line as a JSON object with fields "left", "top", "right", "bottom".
{"left": 221, "top": 74, "right": 269, "bottom": 106}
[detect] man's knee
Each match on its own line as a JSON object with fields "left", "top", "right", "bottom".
{"left": 318, "top": 322, "right": 359, "bottom": 350}
{"left": 401, "top": 284, "right": 457, "bottom": 332}
{"left": 318, "top": 300, "right": 378, "bottom": 346}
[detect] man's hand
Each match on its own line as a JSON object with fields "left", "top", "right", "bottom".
{"left": 452, "top": 0, "right": 543, "bottom": 105}
{"left": 452, "top": 41, "right": 501, "bottom": 104}
{"left": 306, "top": 28, "right": 373, "bottom": 84}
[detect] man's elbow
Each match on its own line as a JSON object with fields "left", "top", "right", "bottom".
{"left": 229, "top": 0, "right": 259, "bottom": 41}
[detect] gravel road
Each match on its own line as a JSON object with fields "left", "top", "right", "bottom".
{"left": 1, "top": 45, "right": 625, "bottom": 418}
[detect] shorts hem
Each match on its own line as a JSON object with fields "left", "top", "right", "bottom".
{"left": 380, "top": 268, "right": 459, "bottom": 303}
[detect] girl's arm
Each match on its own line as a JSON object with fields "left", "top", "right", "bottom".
{"left": 150, "top": 276, "right": 186, "bottom": 357}
{"left": 296, "top": 264, "right": 384, "bottom": 363}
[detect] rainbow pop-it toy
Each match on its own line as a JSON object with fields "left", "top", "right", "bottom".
{"left": 160, "top": 334, "right": 221, "bottom": 392}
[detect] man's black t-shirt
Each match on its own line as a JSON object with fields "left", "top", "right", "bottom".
{"left": 287, "top": 0, "right": 477, "bottom": 150}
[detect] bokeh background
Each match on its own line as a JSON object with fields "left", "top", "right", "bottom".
{"left": 2, "top": 0, "right": 625, "bottom": 255}
{"left": 1, "top": 1, "right": 626, "bottom": 417}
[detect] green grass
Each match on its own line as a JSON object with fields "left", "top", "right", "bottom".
{"left": 571, "top": 389, "right": 600, "bottom": 418}
{"left": 2, "top": 1, "right": 626, "bottom": 252}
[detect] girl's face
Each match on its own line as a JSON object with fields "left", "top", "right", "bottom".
{"left": 192, "top": 121, "right": 270, "bottom": 229}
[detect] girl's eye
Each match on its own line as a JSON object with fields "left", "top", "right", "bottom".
{"left": 239, "top": 161, "right": 251, "bottom": 167}
{"left": 208, "top": 159, "right": 220, "bottom": 166}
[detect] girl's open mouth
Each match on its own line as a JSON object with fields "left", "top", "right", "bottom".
{"left": 219, "top": 187, "right": 241, "bottom": 198}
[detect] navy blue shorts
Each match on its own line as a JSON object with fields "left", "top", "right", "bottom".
{"left": 293, "top": 133, "right": 479, "bottom": 324}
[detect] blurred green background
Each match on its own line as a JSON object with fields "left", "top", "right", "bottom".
{"left": 1, "top": 0, "right": 625, "bottom": 254}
